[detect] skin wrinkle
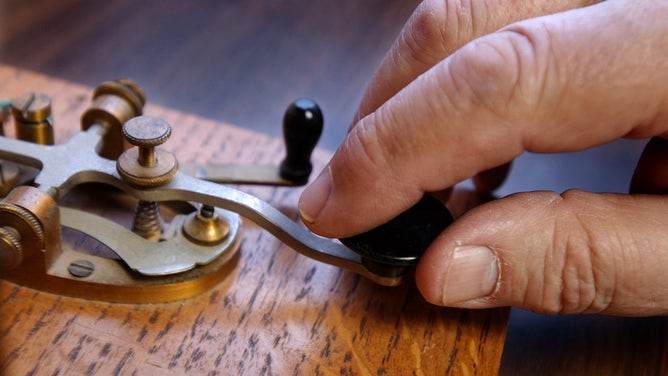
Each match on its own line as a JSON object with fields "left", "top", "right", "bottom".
{"left": 500, "top": 24, "right": 555, "bottom": 127}
{"left": 545, "top": 212, "right": 564, "bottom": 314}
{"left": 340, "top": 113, "right": 425, "bottom": 230}
{"left": 495, "top": 30, "right": 537, "bottom": 113}
{"left": 561, "top": 204, "right": 599, "bottom": 314}
{"left": 585, "top": 195, "right": 656, "bottom": 313}
{"left": 491, "top": 194, "right": 557, "bottom": 312}
{"left": 448, "top": 37, "right": 524, "bottom": 128}
{"left": 374, "top": 93, "right": 430, "bottom": 179}
{"left": 533, "top": 199, "right": 569, "bottom": 314}
{"left": 605, "top": 206, "right": 642, "bottom": 311}
{"left": 604, "top": 203, "right": 660, "bottom": 314}
{"left": 594, "top": 224, "right": 624, "bottom": 312}
{"left": 337, "top": 119, "right": 394, "bottom": 222}
{"left": 345, "top": 116, "right": 388, "bottom": 181}
{"left": 443, "top": 0, "right": 474, "bottom": 53}
{"left": 558, "top": 191, "right": 622, "bottom": 314}
{"left": 393, "top": 28, "right": 432, "bottom": 77}
{"left": 552, "top": 191, "right": 667, "bottom": 314}
{"left": 402, "top": 4, "right": 449, "bottom": 69}
{"left": 440, "top": 41, "right": 528, "bottom": 175}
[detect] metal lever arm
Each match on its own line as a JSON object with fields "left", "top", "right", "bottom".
{"left": 0, "top": 125, "right": 400, "bottom": 286}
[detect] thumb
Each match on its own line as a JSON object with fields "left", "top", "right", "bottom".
{"left": 416, "top": 190, "right": 668, "bottom": 316}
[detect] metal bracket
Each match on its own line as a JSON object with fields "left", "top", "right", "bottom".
{"left": 0, "top": 81, "right": 419, "bottom": 303}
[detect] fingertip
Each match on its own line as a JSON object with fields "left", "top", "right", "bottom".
{"left": 298, "top": 167, "right": 332, "bottom": 226}
{"left": 415, "top": 251, "right": 447, "bottom": 305}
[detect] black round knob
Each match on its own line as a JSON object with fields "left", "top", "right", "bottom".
{"left": 339, "top": 195, "right": 454, "bottom": 278}
{"left": 279, "top": 98, "right": 323, "bottom": 185}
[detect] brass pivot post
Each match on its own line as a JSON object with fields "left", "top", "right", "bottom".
{"left": 182, "top": 204, "right": 230, "bottom": 245}
{"left": 116, "top": 116, "right": 178, "bottom": 187}
{"left": 81, "top": 79, "right": 146, "bottom": 159}
{"left": 116, "top": 116, "right": 178, "bottom": 240}
{"left": 11, "top": 92, "right": 54, "bottom": 145}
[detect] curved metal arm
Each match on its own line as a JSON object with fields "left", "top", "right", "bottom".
{"left": 0, "top": 127, "right": 402, "bottom": 286}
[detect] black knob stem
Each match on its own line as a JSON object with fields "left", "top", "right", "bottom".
{"left": 279, "top": 98, "right": 323, "bottom": 185}
{"left": 339, "top": 195, "right": 454, "bottom": 278}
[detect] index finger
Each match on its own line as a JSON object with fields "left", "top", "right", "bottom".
{"left": 353, "top": 0, "right": 602, "bottom": 124}
{"left": 300, "top": 1, "right": 668, "bottom": 238}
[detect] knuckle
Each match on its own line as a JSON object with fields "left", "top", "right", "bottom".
{"left": 447, "top": 21, "right": 555, "bottom": 124}
{"left": 397, "top": 1, "right": 448, "bottom": 67}
{"left": 397, "top": 0, "right": 476, "bottom": 67}
{"left": 534, "top": 190, "right": 615, "bottom": 314}
{"left": 341, "top": 116, "right": 389, "bottom": 178}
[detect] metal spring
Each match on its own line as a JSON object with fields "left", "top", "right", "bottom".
{"left": 131, "top": 200, "right": 163, "bottom": 241}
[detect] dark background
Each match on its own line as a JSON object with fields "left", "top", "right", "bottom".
{"left": 2, "top": 1, "right": 664, "bottom": 374}
{"left": 0, "top": 0, "right": 419, "bottom": 151}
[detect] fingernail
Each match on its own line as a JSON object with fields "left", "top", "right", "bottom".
{"left": 299, "top": 168, "right": 332, "bottom": 224}
{"left": 442, "top": 245, "right": 499, "bottom": 305}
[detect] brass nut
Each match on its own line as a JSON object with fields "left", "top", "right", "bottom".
{"left": 117, "top": 148, "right": 177, "bottom": 187}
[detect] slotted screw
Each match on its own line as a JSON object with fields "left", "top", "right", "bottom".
{"left": 68, "top": 259, "right": 95, "bottom": 278}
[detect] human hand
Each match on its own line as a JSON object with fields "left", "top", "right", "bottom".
{"left": 298, "top": 0, "right": 668, "bottom": 316}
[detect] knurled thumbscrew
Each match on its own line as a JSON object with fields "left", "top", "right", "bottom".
{"left": 122, "top": 116, "right": 171, "bottom": 167}
{"left": 116, "top": 116, "right": 178, "bottom": 187}
{"left": 0, "top": 226, "right": 22, "bottom": 271}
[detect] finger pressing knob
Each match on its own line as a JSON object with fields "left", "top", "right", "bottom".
{"left": 279, "top": 98, "right": 323, "bottom": 185}
{"left": 339, "top": 195, "right": 454, "bottom": 278}
{"left": 116, "top": 116, "right": 178, "bottom": 187}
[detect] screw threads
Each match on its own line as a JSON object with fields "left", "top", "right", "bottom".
{"left": 131, "top": 200, "right": 163, "bottom": 241}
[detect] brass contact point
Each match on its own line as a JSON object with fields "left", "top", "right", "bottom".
{"left": 182, "top": 205, "right": 230, "bottom": 245}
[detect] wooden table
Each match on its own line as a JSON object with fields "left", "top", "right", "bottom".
{"left": 0, "top": 65, "right": 509, "bottom": 375}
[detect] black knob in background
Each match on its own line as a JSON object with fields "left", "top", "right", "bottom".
{"left": 339, "top": 194, "right": 454, "bottom": 278}
{"left": 279, "top": 98, "right": 323, "bottom": 185}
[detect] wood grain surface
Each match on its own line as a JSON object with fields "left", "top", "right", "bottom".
{"left": 0, "top": 65, "right": 509, "bottom": 375}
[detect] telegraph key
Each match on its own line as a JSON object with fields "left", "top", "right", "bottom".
{"left": 0, "top": 80, "right": 453, "bottom": 303}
